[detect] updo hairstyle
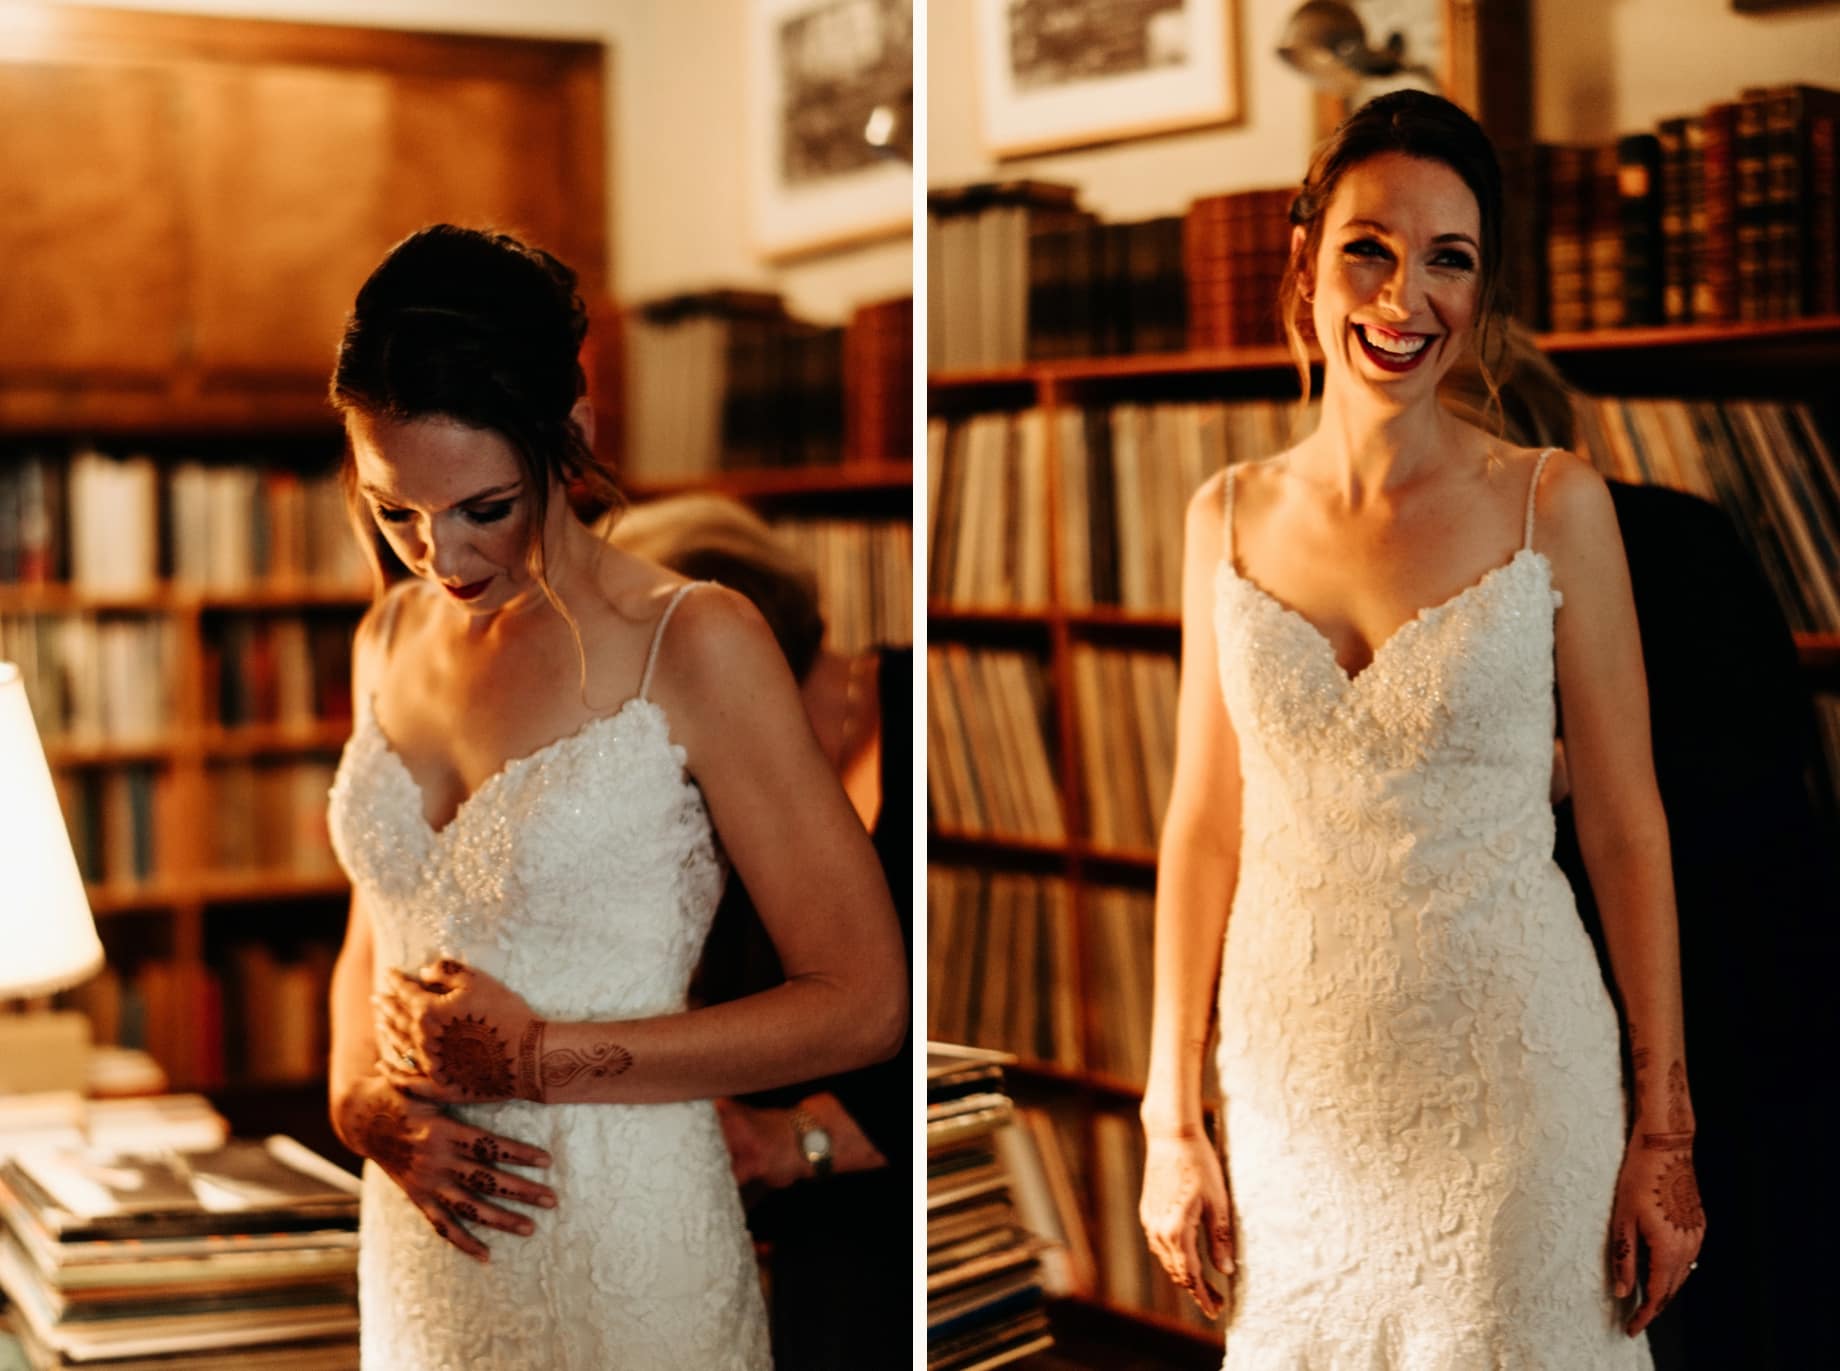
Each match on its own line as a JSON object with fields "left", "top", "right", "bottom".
{"left": 329, "top": 224, "right": 622, "bottom": 591}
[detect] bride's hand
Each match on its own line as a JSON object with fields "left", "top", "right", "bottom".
{"left": 1609, "top": 1132, "right": 1705, "bottom": 1336}
{"left": 332, "top": 1070, "right": 558, "bottom": 1263}
{"left": 1139, "top": 1130, "right": 1235, "bottom": 1319}
{"left": 376, "top": 959, "right": 548, "bottom": 1104}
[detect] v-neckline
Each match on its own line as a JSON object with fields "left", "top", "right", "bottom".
{"left": 362, "top": 692, "right": 663, "bottom": 839}
{"left": 1216, "top": 547, "right": 1549, "bottom": 688}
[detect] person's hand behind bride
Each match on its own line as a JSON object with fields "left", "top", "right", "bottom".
{"left": 331, "top": 1069, "right": 558, "bottom": 1264}
{"left": 1139, "top": 1130, "right": 1236, "bottom": 1319}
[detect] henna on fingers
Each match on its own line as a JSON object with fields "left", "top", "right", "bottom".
{"left": 452, "top": 1200, "right": 481, "bottom": 1222}
{"left": 471, "top": 1137, "right": 503, "bottom": 1164}
{"left": 463, "top": 1169, "right": 506, "bottom": 1198}
{"left": 1612, "top": 1233, "right": 1631, "bottom": 1264}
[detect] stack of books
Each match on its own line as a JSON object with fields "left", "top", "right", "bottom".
{"left": 0, "top": 1135, "right": 360, "bottom": 1369}
{"left": 622, "top": 289, "right": 846, "bottom": 479}
{"left": 1183, "top": 187, "right": 1295, "bottom": 350}
{"left": 926, "top": 1046, "right": 1052, "bottom": 1371}
{"left": 1503, "top": 82, "right": 1840, "bottom": 331}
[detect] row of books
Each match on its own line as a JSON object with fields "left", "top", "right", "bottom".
{"left": 772, "top": 517, "right": 914, "bottom": 651}
{"left": 61, "top": 946, "right": 337, "bottom": 1089}
{"left": 927, "top": 400, "right": 1309, "bottom": 615}
{"left": 51, "top": 759, "right": 340, "bottom": 889}
{"left": 928, "top": 181, "right": 1202, "bottom": 371}
{"left": 204, "top": 615, "right": 355, "bottom": 731}
{"left": 1, "top": 615, "right": 176, "bottom": 743}
{"left": 0, "top": 1134, "right": 359, "bottom": 1368}
{"left": 1071, "top": 646, "right": 1176, "bottom": 856}
{"left": 926, "top": 646, "right": 1065, "bottom": 843}
{"left": 925, "top": 1048, "right": 1053, "bottom": 1370}
{"left": 1507, "top": 82, "right": 1840, "bottom": 331}
{"left": 0, "top": 451, "right": 366, "bottom": 594}
{"left": 928, "top": 869, "right": 1156, "bottom": 1087}
{"left": 622, "top": 289, "right": 847, "bottom": 478}
{"left": 1569, "top": 396, "right": 1840, "bottom": 632}
{"left": 928, "top": 869, "right": 1079, "bottom": 1073}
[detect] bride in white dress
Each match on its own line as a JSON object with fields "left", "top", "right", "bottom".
{"left": 1138, "top": 92, "right": 1705, "bottom": 1366}
{"left": 320, "top": 226, "right": 907, "bottom": 1369}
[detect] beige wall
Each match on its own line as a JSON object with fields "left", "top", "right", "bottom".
{"left": 46, "top": 0, "right": 913, "bottom": 323}
{"left": 930, "top": 0, "right": 1840, "bottom": 215}
{"left": 1535, "top": 0, "right": 1840, "bottom": 143}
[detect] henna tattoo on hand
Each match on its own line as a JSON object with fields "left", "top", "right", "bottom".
{"left": 452, "top": 1200, "right": 481, "bottom": 1222}
{"left": 433, "top": 1219, "right": 449, "bottom": 1239}
{"left": 354, "top": 1096, "right": 413, "bottom": 1172}
{"left": 1641, "top": 1131, "right": 1695, "bottom": 1151}
{"left": 1655, "top": 1153, "right": 1706, "bottom": 1233}
{"left": 433, "top": 1014, "right": 516, "bottom": 1099}
{"left": 539, "top": 1040, "right": 634, "bottom": 1094}
{"left": 470, "top": 1137, "right": 503, "bottom": 1165}
{"left": 1612, "top": 1233, "right": 1631, "bottom": 1264}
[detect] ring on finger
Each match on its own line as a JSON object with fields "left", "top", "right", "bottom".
{"left": 397, "top": 1047, "right": 419, "bottom": 1072}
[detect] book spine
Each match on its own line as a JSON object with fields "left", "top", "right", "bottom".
{"left": 1698, "top": 104, "right": 1739, "bottom": 323}
{"left": 1617, "top": 133, "right": 1665, "bottom": 327}
{"left": 1735, "top": 89, "right": 1771, "bottom": 321}
{"left": 1656, "top": 119, "right": 1693, "bottom": 324}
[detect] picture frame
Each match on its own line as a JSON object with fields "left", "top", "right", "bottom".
{"left": 974, "top": 0, "right": 1242, "bottom": 158}
{"left": 748, "top": 0, "right": 912, "bottom": 260}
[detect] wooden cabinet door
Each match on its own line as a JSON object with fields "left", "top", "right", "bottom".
{"left": 0, "top": 60, "right": 185, "bottom": 381}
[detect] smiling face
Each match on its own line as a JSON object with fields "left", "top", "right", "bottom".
{"left": 1305, "top": 151, "right": 1483, "bottom": 405}
{"left": 347, "top": 410, "right": 554, "bottom": 613}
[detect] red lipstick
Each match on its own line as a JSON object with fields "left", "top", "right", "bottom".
{"left": 443, "top": 577, "right": 492, "bottom": 601}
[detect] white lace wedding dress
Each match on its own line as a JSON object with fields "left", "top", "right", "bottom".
{"left": 327, "top": 580, "right": 772, "bottom": 1370}
{"left": 1209, "top": 449, "right": 1651, "bottom": 1368}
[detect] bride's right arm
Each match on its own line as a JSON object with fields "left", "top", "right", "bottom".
{"left": 1138, "top": 473, "right": 1243, "bottom": 1317}
{"left": 1142, "top": 472, "right": 1243, "bottom": 1139}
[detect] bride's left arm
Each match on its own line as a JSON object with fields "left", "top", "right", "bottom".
{"left": 382, "top": 585, "right": 906, "bottom": 1106}
{"left": 1542, "top": 452, "right": 1703, "bottom": 1330}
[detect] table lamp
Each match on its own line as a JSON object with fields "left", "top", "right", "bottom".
{"left": 0, "top": 661, "right": 105, "bottom": 1094}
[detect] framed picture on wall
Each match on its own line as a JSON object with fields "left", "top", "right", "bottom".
{"left": 748, "top": 0, "right": 912, "bottom": 260}
{"left": 974, "top": 0, "right": 1242, "bottom": 157}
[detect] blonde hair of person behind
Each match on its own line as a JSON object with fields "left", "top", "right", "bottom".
{"left": 606, "top": 493, "right": 827, "bottom": 683}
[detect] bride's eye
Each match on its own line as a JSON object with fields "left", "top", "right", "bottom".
{"left": 374, "top": 505, "right": 414, "bottom": 525}
{"left": 1343, "top": 238, "right": 1390, "bottom": 261}
{"left": 465, "top": 501, "right": 515, "bottom": 525}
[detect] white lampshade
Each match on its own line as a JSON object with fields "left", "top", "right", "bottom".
{"left": 0, "top": 662, "right": 105, "bottom": 997}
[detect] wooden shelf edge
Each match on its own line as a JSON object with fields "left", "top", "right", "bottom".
{"left": 87, "top": 872, "right": 348, "bottom": 911}
{"left": 1052, "top": 1293, "right": 1222, "bottom": 1350}
{"left": 0, "top": 582, "right": 372, "bottom": 612}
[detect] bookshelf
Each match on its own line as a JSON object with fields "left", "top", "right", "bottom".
{"left": 927, "top": 317, "right": 1840, "bottom": 1356}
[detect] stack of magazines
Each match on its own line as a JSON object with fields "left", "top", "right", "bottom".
{"left": 0, "top": 1136, "right": 359, "bottom": 1370}
{"left": 926, "top": 1044, "right": 1053, "bottom": 1371}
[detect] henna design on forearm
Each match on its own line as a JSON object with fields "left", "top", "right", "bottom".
{"left": 538, "top": 1040, "right": 634, "bottom": 1094}
{"left": 517, "top": 1020, "right": 546, "bottom": 1102}
{"left": 1665, "top": 1060, "right": 1691, "bottom": 1132}
{"left": 1641, "top": 1131, "right": 1695, "bottom": 1150}
{"left": 1655, "top": 1153, "right": 1706, "bottom": 1233}
{"left": 433, "top": 1014, "right": 516, "bottom": 1099}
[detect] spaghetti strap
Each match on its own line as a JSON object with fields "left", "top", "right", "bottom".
{"left": 1220, "top": 463, "right": 1239, "bottom": 568}
{"left": 638, "top": 581, "right": 704, "bottom": 702}
{"left": 1522, "top": 448, "right": 1559, "bottom": 551}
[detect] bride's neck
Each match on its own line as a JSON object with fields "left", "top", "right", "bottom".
{"left": 1310, "top": 384, "right": 1462, "bottom": 508}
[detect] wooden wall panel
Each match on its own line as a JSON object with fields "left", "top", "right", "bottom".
{"left": 0, "top": 61, "right": 183, "bottom": 380}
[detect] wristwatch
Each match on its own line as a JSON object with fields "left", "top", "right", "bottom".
{"left": 789, "top": 1107, "right": 833, "bottom": 1180}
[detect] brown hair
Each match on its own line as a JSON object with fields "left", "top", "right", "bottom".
{"left": 1279, "top": 90, "right": 1513, "bottom": 432}
{"left": 329, "top": 225, "right": 622, "bottom": 583}
{"left": 329, "top": 225, "right": 624, "bottom": 692}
